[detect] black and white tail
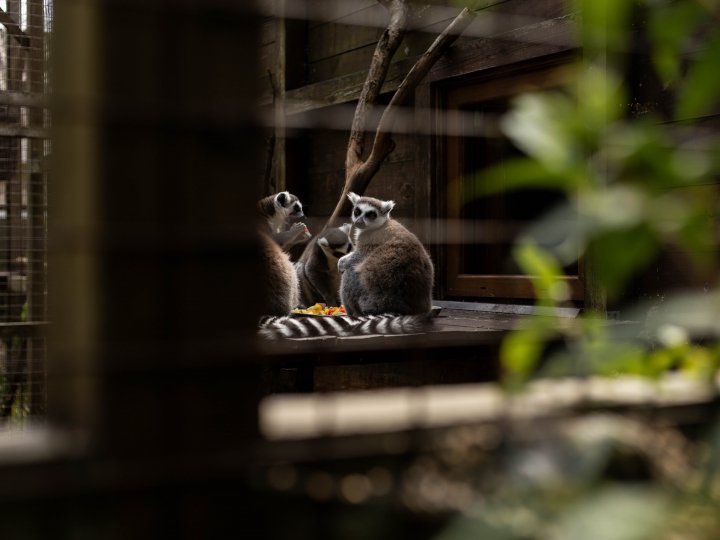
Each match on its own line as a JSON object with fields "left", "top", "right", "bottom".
{"left": 258, "top": 313, "right": 431, "bottom": 340}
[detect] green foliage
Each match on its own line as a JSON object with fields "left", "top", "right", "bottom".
{"left": 677, "top": 32, "right": 720, "bottom": 119}
{"left": 467, "top": 0, "right": 720, "bottom": 385}
{"left": 425, "top": 3, "right": 720, "bottom": 539}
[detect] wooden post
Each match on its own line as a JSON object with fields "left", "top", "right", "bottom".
{"left": 273, "top": 0, "right": 286, "bottom": 191}
{"left": 49, "top": 0, "right": 264, "bottom": 452}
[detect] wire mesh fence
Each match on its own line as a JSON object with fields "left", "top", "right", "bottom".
{"left": 0, "top": 0, "right": 50, "bottom": 428}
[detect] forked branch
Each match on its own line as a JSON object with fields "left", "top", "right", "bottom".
{"left": 326, "top": 4, "right": 477, "bottom": 228}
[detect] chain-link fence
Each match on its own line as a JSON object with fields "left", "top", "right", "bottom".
{"left": 0, "top": 0, "right": 50, "bottom": 427}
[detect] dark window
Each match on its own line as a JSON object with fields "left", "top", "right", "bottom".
{"left": 443, "top": 64, "right": 583, "bottom": 302}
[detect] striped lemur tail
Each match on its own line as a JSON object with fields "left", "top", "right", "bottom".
{"left": 258, "top": 313, "right": 432, "bottom": 340}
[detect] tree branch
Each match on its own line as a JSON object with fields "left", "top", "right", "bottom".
{"left": 326, "top": 6, "right": 477, "bottom": 229}
{"left": 347, "top": 0, "right": 410, "bottom": 173}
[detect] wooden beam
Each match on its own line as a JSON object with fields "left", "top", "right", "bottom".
{"left": 279, "top": 14, "right": 576, "bottom": 115}
{"left": 0, "top": 7, "right": 29, "bottom": 47}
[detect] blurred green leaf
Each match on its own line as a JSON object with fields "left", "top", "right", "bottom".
{"left": 589, "top": 340, "right": 652, "bottom": 377}
{"left": 551, "top": 485, "right": 670, "bottom": 540}
{"left": 648, "top": 0, "right": 705, "bottom": 84}
{"left": 577, "top": 64, "right": 625, "bottom": 131}
{"left": 501, "top": 321, "right": 554, "bottom": 385}
{"left": 677, "top": 31, "right": 720, "bottom": 119}
{"left": 574, "top": 0, "right": 632, "bottom": 60}
{"left": 589, "top": 225, "right": 660, "bottom": 300}
{"left": 470, "top": 158, "right": 585, "bottom": 199}
{"left": 514, "top": 241, "right": 571, "bottom": 304}
{"left": 501, "top": 93, "right": 582, "bottom": 173}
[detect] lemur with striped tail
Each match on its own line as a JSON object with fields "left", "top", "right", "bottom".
{"left": 339, "top": 192, "right": 434, "bottom": 317}
{"left": 257, "top": 192, "right": 435, "bottom": 339}
{"left": 258, "top": 312, "right": 431, "bottom": 339}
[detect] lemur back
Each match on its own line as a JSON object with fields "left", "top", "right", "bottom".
{"left": 294, "top": 224, "right": 351, "bottom": 307}
{"left": 260, "top": 232, "right": 299, "bottom": 315}
{"left": 339, "top": 192, "right": 434, "bottom": 316}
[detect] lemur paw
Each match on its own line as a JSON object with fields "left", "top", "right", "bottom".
{"left": 338, "top": 254, "right": 351, "bottom": 273}
{"left": 289, "top": 222, "right": 312, "bottom": 241}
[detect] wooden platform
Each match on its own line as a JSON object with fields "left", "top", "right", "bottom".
{"left": 258, "top": 302, "right": 589, "bottom": 393}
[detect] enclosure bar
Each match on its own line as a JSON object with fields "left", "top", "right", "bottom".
{"left": 273, "top": 0, "right": 287, "bottom": 191}
{"left": 27, "top": 0, "right": 48, "bottom": 416}
{"left": 0, "top": 125, "right": 49, "bottom": 138}
{"left": 0, "top": 92, "right": 48, "bottom": 108}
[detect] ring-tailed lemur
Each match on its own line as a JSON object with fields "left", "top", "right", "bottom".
{"left": 294, "top": 223, "right": 352, "bottom": 307}
{"left": 338, "top": 192, "right": 434, "bottom": 316}
{"left": 258, "top": 313, "right": 431, "bottom": 339}
{"left": 258, "top": 191, "right": 311, "bottom": 252}
{"left": 258, "top": 192, "right": 307, "bottom": 316}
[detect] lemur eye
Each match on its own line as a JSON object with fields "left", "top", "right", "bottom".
{"left": 366, "top": 211, "right": 377, "bottom": 220}
{"left": 294, "top": 203, "right": 301, "bottom": 212}
{"left": 353, "top": 208, "right": 361, "bottom": 217}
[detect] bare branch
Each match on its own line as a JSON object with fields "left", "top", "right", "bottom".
{"left": 346, "top": 0, "right": 410, "bottom": 172}
{"left": 326, "top": 6, "right": 477, "bottom": 228}
{"left": 368, "top": 7, "right": 476, "bottom": 169}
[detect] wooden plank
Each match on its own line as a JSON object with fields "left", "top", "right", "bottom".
{"left": 258, "top": 42, "right": 275, "bottom": 74}
{"left": 305, "top": 0, "right": 567, "bottom": 82}
{"left": 282, "top": 14, "right": 576, "bottom": 114}
{"left": 260, "top": 18, "right": 276, "bottom": 45}
{"left": 307, "top": 20, "right": 381, "bottom": 63}
{"left": 304, "top": 158, "right": 419, "bottom": 219}
{"left": 307, "top": 0, "right": 378, "bottom": 30}
{"left": 307, "top": 130, "right": 416, "bottom": 174}
{"left": 448, "top": 274, "right": 584, "bottom": 301}
{"left": 308, "top": 30, "right": 437, "bottom": 83}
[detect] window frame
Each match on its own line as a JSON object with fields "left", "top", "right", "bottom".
{"left": 440, "top": 61, "right": 585, "bottom": 303}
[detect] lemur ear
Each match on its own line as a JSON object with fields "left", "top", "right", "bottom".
{"left": 275, "top": 191, "right": 289, "bottom": 207}
{"left": 347, "top": 192, "right": 360, "bottom": 205}
{"left": 317, "top": 237, "right": 329, "bottom": 248}
{"left": 380, "top": 200, "right": 395, "bottom": 215}
{"left": 339, "top": 223, "right": 352, "bottom": 234}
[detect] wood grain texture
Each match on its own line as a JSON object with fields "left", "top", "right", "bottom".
{"left": 283, "top": 13, "right": 576, "bottom": 113}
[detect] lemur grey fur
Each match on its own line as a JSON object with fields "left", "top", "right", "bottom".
{"left": 294, "top": 223, "right": 352, "bottom": 307}
{"left": 258, "top": 313, "right": 431, "bottom": 339}
{"left": 338, "top": 192, "right": 434, "bottom": 316}
{"left": 258, "top": 191, "right": 307, "bottom": 316}
{"left": 258, "top": 191, "right": 311, "bottom": 252}
{"left": 259, "top": 232, "right": 299, "bottom": 316}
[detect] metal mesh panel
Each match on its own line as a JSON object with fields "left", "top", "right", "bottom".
{"left": 0, "top": 0, "right": 50, "bottom": 427}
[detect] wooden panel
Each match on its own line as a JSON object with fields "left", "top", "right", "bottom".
{"left": 258, "top": 42, "right": 275, "bottom": 74}
{"left": 304, "top": 159, "right": 418, "bottom": 220}
{"left": 308, "top": 20, "right": 382, "bottom": 63}
{"left": 307, "top": 130, "right": 416, "bottom": 174}
{"left": 307, "top": 0, "right": 378, "bottom": 30}
{"left": 305, "top": 0, "right": 569, "bottom": 84}
{"left": 282, "top": 13, "right": 575, "bottom": 113}
{"left": 448, "top": 275, "right": 583, "bottom": 300}
{"left": 260, "top": 18, "right": 276, "bottom": 45}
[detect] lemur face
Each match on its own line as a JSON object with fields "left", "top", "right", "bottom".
{"left": 275, "top": 191, "right": 304, "bottom": 219}
{"left": 347, "top": 192, "right": 394, "bottom": 232}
